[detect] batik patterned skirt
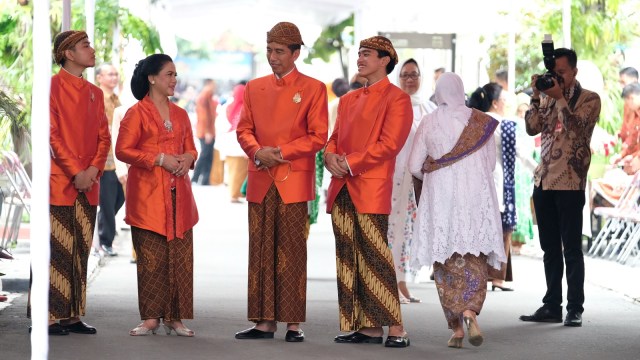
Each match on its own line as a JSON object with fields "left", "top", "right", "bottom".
{"left": 247, "top": 185, "right": 308, "bottom": 323}
{"left": 433, "top": 253, "right": 488, "bottom": 329}
{"left": 331, "top": 187, "right": 403, "bottom": 331}
{"left": 131, "top": 190, "right": 194, "bottom": 320}
{"left": 49, "top": 193, "right": 96, "bottom": 320}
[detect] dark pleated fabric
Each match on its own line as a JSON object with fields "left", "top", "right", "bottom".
{"left": 247, "top": 185, "right": 308, "bottom": 323}
{"left": 131, "top": 190, "right": 193, "bottom": 321}
{"left": 48, "top": 193, "right": 96, "bottom": 320}
{"left": 433, "top": 253, "right": 488, "bottom": 329}
{"left": 331, "top": 187, "right": 403, "bottom": 331}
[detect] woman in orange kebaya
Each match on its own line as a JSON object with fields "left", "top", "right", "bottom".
{"left": 116, "top": 54, "right": 199, "bottom": 337}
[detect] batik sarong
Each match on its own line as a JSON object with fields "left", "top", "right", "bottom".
{"left": 49, "top": 193, "right": 96, "bottom": 320}
{"left": 131, "top": 190, "right": 194, "bottom": 321}
{"left": 247, "top": 185, "right": 308, "bottom": 323}
{"left": 331, "top": 187, "right": 402, "bottom": 331}
{"left": 433, "top": 253, "right": 488, "bottom": 329}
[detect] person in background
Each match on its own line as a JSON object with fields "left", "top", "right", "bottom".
{"left": 429, "top": 67, "right": 445, "bottom": 104}
{"left": 512, "top": 96, "right": 537, "bottom": 253}
{"left": 117, "top": 53, "right": 199, "bottom": 337}
{"left": 191, "top": 79, "right": 218, "bottom": 185}
{"left": 235, "top": 22, "right": 328, "bottom": 343}
{"left": 221, "top": 82, "right": 249, "bottom": 203}
{"left": 389, "top": 58, "right": 436, "bottom": 304}
{"left": 520, "top": 48, "right": 601, "bottom": 327}
{"left": 46, "top": 30, "right": 111, "bottom": 335}
{"left": 325, "top": 35, "right": 411, "bottom": 348}
{"left": 468, "top": 82, "right": 515, "bottom": 292}
{"left": 95, "top": 63, "right": 125, "bottom": 257}
{"left": 409, "top": 72, "right": 505, "bottom": 349}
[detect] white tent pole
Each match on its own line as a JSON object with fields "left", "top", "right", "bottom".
{"left": 62, "top": 0, "right": 70, "bottom": 31}
{"left": 85, "top": 0, "right": 96, "bottom": 83}
{"left": 30, "top": 0, "right": 52, "bottom": 358}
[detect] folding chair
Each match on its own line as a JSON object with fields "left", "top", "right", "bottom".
{"left": 588, "top": 171, "right": 640, "bottom": 258}
{"left": 0, "top": 151, "right": 31, "bottom": 251}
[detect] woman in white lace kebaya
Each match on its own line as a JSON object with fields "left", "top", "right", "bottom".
{"left": 408, "top": 73, "right": 506, "bottom": 349}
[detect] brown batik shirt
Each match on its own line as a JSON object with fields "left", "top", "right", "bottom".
{"left": 525, "top": 81, "right": 601, "bottom": 190}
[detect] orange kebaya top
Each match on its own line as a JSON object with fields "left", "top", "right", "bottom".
{"left": 49, "top": 68, "right": 111, "bottom": 206}
{"left": 116, "top": 96, "right": 199, "bottom": 240}
{"left": 325, "top": 77, "right": 413, "bottom": 214}
{"left": 237, "top": 67, "right": 328, "bottom": 204}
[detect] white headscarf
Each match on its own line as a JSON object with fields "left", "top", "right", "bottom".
{"left": 432, "top": 72, "right": 471, "bottom": 127}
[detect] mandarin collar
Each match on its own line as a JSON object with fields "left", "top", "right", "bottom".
{"left": 273, "top": 66, "right": 299, "bottom": 87}
{"left": 59, "top": 67, "right": 87, "bottom": 89}
{"left": 363, "top": 76, "right": 389, "bottom": 94}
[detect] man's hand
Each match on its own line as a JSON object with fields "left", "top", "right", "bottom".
{"left": 73, "top": 166, "right": 99, "bottom": 192}
{"left": 204, "top": 133, "right": 214, "bottom": 144}
{"left": 118, "top": 174, "right": 128, "bottom": 187}
{"left": 324, "top": 152, "right": 349, "bottom": 178}
{"left": 541, "top": 77, "right": 563, "bottom": 100}
{"left": 255, "top": 146, "right": 289, "bottom": 168}
{"left": 530, "top": 74, "right": 541, "bottom": 98}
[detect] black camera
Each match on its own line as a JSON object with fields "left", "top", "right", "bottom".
{"left": 534, "top": 35, "right": 561, "bottom": 91}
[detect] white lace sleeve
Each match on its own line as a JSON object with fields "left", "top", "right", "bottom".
{"left": 408, "top": 120, "right": 428, "bottom": 180}
{"left": 485, "top": 133, "right": 497, "bottom": 172}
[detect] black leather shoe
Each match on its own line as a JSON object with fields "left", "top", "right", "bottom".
{"left": 235, "top": 327, "right": 275, "bottom": 339}
{"left": 334, "top": 332, "right": 383, "bottom": 344}
{"left": 63, "top": 321, "right": 97, "bottom": 334}
{"left": 564, "top": 310, "right": 582, "bottom": 327}
{"left": 101, "top": 245, "right": 118, "bottom": 257}
{"left": 285, "top": 329, "right": 304, "bottom": 342}
{"left": 519, "top": 306, "right": 562, "bottom": 323}
{"left": 48, "top": 323, "right": 70, "bottom": 336}
{"left": 384, "top": 335, "right": 410, "bottom": 348}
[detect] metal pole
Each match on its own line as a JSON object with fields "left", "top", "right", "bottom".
{"left": 451, "top": 34, "right": 456, "bottom": 74}
{"left": 62, "top": 0, "right": 70, "bottom": 31}
{"left": 30, "top": 0, "right": 52, "bottom": 358}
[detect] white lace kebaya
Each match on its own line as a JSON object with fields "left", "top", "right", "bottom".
{"left": 408, "top": 73, "right": 506, "bottom": 270}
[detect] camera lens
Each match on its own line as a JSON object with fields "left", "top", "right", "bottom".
{"left": 535, "top": 75, "right": 555, "bottom": 91}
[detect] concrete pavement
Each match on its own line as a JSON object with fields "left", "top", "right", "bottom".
{"left": 1, "top": 184, "right": 640, "bottom": 359}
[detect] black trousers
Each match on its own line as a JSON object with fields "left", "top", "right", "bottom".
{"left": 98, "top": 170, "right": 125, "bottom": 248}
{"left": 192, "top": 137, "right": 214, "bottom": 185}
{"left": 532, "top": 186, "right": 585, "bottom": 313}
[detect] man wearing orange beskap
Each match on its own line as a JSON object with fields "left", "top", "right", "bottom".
{"left": 235, "top": 22, "right": 328, "bottom": 343}
{"left": 45, "top": 30, "right": 111, "bottom": 336}
{"left": 324, "top": 35, "right": 412, "bottom": 348}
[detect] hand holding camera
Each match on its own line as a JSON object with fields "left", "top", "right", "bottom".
{"left": 533, "top": 34, "right": 563, "bottom": 99}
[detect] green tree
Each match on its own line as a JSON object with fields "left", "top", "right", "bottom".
{"left": 304, "top": 14, "right": 354, "bottom": 80}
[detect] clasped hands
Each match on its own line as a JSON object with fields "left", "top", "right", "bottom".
{"left": 255, "top": 146, "right": 289, "bottom": 170}
{"left": 161, "top": 153, "right": 194, "bottom": 177}
{"left": 73, "top": 166, "right": 99, "bottom": 193}
{"left": 324, "top": 152, "right": 349, "bottom": 178}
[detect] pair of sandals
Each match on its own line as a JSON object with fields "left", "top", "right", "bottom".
{"left": 399, "top": 293, "right": 421, "bottom": 304}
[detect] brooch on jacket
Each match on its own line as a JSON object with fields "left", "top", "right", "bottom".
{"left": 293, "top": 91, "right": 302, "bottom": 104}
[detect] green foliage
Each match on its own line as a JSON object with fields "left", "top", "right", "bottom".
{"left": 71, "top": 0, "right": 162, "bottom": 64}
{"left": 304, "top": 14, "right": 354, "bottom": 79}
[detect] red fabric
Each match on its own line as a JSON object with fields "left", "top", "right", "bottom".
{"left": 325, "top": 77, "right": 413, "bottom": 215}
{"left": 226, "top": 84, "right": 246, "bottom": 131}
{"left": 116, "top": 96, "right": 199, "bottom": 240}
{"left": 236, "top": 67, "right": 328, "bottom": 204}
{"left": 49, "top": 69, "right": 111, "bottom": 206}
